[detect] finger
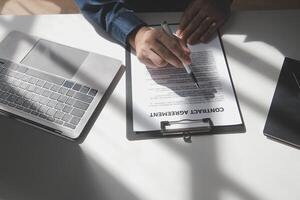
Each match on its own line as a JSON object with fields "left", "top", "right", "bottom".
{"left": 147, "top": 50, "right": 168, "bottom": 67}
{"left": 178, "top": 3, "right": 198, "bottom": 36}
{"left": 199, "top": 22, "right": 218, "bottom": 43}
{"left": 141, "top": 57, "right": 158, "bottom": 69}
{"left": 187, "top": 16, "right": 214, "bottom": 45}
{"left": 137, "top": 50, "right": 158, "bottom": 68}
{"left": 179, "top": 10, "right": 207, "bottom": 42}
{"left": 178, "top": 38, "right": 191, "bottom": 55}
{"left": 159, "top": 34, "right": 191, "bottom": 65}
{"left": 152, "top": 40, "right": 183, "bottom": 68}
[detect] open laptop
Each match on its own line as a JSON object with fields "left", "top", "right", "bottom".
{"left": 0, "top": 31, "right": 124, "bottom": 143}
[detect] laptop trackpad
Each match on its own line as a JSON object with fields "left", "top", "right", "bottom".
{"left": 21, "top": 39, "right": 88, "bottom": 79}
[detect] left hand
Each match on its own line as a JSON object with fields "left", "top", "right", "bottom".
{"left": 176, "top": 0, "right": 231, "bottom": 45}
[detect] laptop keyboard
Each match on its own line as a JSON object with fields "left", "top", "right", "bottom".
{"left": 0, "top": 59, "right": 98, "bottom": 130}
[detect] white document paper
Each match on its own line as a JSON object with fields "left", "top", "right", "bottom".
{"left": 131, "top": 29, "right": 242, "bottom": 132}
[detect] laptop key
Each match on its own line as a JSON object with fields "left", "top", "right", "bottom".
{"left": 32, "top": 95, "right": 40, "bottom": 102}
{"left": 36, "top": 80, "right": 45, "bottom": 87}
{"left": 66, "top": 90, "right": 75, "bottom": 97}
{"left": 43, "top": 82, "right": 52, "bottom": 89}
{"left": 39, "top": 105, "right": 49, "bottom": 113}
{"left": 47, "top": 100, "right": 57, "bottom": 108}
{"left": 50, "top": 93, "right": 59, "bottom": 100}
{"left": 66, "top": 97, "right": 76, "bottom": 105}
{"left": 54, "top": 120, "right": 63, "bottom": 125}
{"left": 46, "top": 116, "right": 55, "bottom": 122}
{"left": 74, "top": 92, "right": 93, "bottom": 103}
{"left": 1, "top": 100, "right": 7, "bottom": 105}
{"left": 54, "top": 111, "right": 64, "bottom": 119}
{"left": 7, "top": 95, "right": 17, "bottom": 102}
{"left": 62, "top": 114, "right": 72, "bottom": 122}
{"left": 70, "top": 116, "right": 80, "bottom": 126}
{"left": 23, "top": 108, "right": 31, "bottom": 113}
{"left": 80, "top": 86, "right": 90, "bottom": 94}
{"left": 47, "top": 108, "right": 56, "bottom": 116}
{"left": 55, "top": 102, "right": 64, "bottom": 110}
{"left": 28, "top": 77, "right": 38, "bottom": 84}
{"left": 72, "top": 83, "right": 81, "bottom": 91}
{"left": 8, "top": 102, "right": 16, "bottom": 107}
{"left": 74, "top": 100, "right": 89, "bottom": 110}
{"left": 25, "top": 92, "right": 33, "bottom": 99}
{"left": 62, "top": 105, "right": 72, "bottom": 113}
{"left": 35, "top": 87, "right": 44, "bottom": 95}
{"left": 0, "top": 92, "right": 9, "bottom": 100}
{"left": 58, "top": 87, "right": 68, "bottom": 95}
{"left": 16, "top": 105, "right": 23, "bottom": 110}
{"left": 63, "top": 123, "right": 76, "bottom": 129}
{"left": 23, "top": 100, "right": 31, "bottom": 108}
{"left": 2, "top": 85, "right": 10, "bottom": 92}
{"left": 42, "top": 90, "right": 51, "bottom": 97}
{"left": 39, "top": 97, "right": 49, "bottom": 105}
{"left": 63, "top": 81, "right": 74, "bottom": 88}
{"left": 27, "top": 85, "right": 35, "bottom": 92}
{"left": 71, "top": 108, "right": 85, "bottom": 117}
{"left": 15, "top": 97, "right": 24, "bottom": 105}
{"left": 50, "top": 85, "right": 60, "bottom": 92}
{"left": 88, "top": 88, "right": 98, "bottom": 96}
{"left": 21, "top": 75, "right": 30, "bottom": 82}
{"left": 39, "top": 114, "right": 48, "bottom": 119}
{"left": 31, "top": 111, "right": 39, "bottom": 115}
{"left": 30, "top": 104, "right": 37, "bottom": 111}
{"left": 57, "top": 95, "right": 67, "bottom": 103}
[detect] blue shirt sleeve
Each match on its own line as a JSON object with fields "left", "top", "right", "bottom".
{"left": 75, "top": 0, "right": 147, "bottom": 46}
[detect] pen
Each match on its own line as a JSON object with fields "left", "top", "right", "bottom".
{"left": 161, "top": 21, "right": 200, "bottom": 88}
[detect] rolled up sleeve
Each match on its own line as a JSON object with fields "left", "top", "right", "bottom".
{"left": 75, "top": 0, "right": 146, "bottom": 46}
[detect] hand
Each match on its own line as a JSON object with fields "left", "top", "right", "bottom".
{"left": 128, "top": 26, "right": 191, "bottom": 68}
{"left": 176, "top": 0, "right": 231, "bottom": 44}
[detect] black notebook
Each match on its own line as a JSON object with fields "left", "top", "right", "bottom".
{"left": 264, "top": 57, "right": 300, "bottom": 149}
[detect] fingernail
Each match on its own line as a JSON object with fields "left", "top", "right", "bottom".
{"left": 178, "top": 32, "right": 184, "bottom": 38}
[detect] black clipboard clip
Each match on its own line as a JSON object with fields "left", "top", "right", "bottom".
{"left": 160, "top": 118, "right": 213, "bottom": 142}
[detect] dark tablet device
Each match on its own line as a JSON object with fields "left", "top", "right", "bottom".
{"left": 264, "top": 57, "right": 300, "bottom": 149}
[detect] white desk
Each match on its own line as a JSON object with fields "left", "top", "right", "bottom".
{"left": 0, "top": 10, "right": 299, "bottom": 200}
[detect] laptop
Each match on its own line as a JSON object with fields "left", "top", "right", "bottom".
{"left": 0, "top": 31, "right": 124, "bottom": 143}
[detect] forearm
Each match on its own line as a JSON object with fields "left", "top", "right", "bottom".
{"left": 75, "top": 0, "right": 146, "bottom": 46}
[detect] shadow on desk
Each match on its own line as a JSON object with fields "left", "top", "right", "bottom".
{"left": 0, "top": 116, "right": 139, "bottom": 200}
{"left": 158, "top": 138, "right": 262, "bottom": 200}
{"left": 220, "top": 10, "right": 300, "bottom": 122}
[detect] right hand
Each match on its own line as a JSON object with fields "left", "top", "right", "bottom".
{"left": 128, "top": 26, "right": 191, "bottom": 68}
{"left": 176, "top": 0, "right": 231, "bottom": 44}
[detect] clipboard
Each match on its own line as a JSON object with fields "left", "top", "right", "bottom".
{"left": 125, "top": 32, "right": 245, "bottom": 141}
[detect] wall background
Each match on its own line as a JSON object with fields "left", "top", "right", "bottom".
{"left": 0, "top": 0, "right": 300, "bottom": 15}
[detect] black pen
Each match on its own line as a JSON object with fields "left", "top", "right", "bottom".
{"left": 161, "top": 21, "right": 200, "bottom": 88}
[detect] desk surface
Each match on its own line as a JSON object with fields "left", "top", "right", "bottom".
{"left": 0, "top": 11, "right": 299, "bottom": 200}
